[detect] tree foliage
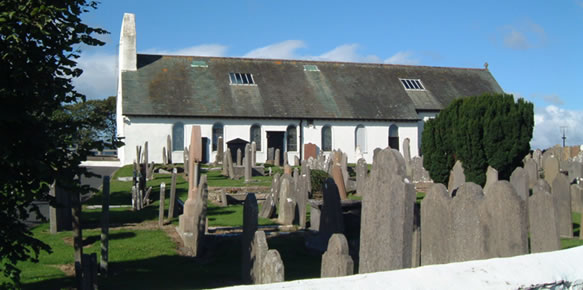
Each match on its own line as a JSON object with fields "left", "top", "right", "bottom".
{"left": 0, "top": 0, "right": 108, "bottom": 286}
{"left": 422, "top": 93, "right": 534, "bottom": 186}
{"left": 64, "top": 96, "right": 117, "bottom": 148}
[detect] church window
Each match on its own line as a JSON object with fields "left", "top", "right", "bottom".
{"left": 212, "top": 123, "right": 223, "bottom": 151}
{"left": 250, "top": 124, "right": 261, "bottom": 151}
{"left": 389, "top": 124, "right": 399, "bottom": 150}
{"left": 229, "top": 72, "right": 255, "bottom": 85}
{"left": 355, "top": 125, "right": 366, "bottom": 152}
{"left": 322, "top": 125, "right": 332, "bottom": 151}
{"left": 286, "top": 125, "right": 297, "bottom": 151}
{"left": 172, "top": 122, "right": 184, "bottom": 151}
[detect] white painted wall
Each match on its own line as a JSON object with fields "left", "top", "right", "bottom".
{"left": 118, "top": 116, "right": 422, "bottom": 165}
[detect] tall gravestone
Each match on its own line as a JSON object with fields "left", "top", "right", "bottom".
{"left": 304, "top": 143, "right": 317, "bottom": 160}
{"left": 552, "top": 174, "right": 573, "bottom": 238}
{"left": 237, "top": 148, "right": 242, "bottom": 166}
{"left": 571, "top": 184, "right": 583, "bottom": 213}
{"left": 510, "top": 167, "right": 530, "bottom": 232}
{"left": 226, "top": 148, "right": 235, "bottom": 179}
{"left": 483, "top": 166, "right": 499, "bottom": 195}
{"left": 259, "top": 174, "right": 280, "bottom": 219}
{"left": 267, "top": 147, "right": 275, "bottom": 163}
{"left": 321, "top": 233, "right": 354, "bottom": 278}
{"left": 261, "top": 250, "right": 284, "bottom": 284}
{"left": 484, "top": 181, "right": 528, "bottom": 257}
{"left": 251, "top": 141, "right": 256, "bottom": 166}
{"left": 163, "top": 147, "right": 168, "bottom": 165}
{"left": 221, "top": 148, "right": 229, "bottom": 176}
{"left": 403, "top": 138, "right": 412, "bottom": 178}
{"left": 359, "top": 148, "right": 414, "bottom": 273}
{"left": 277, "top": 175, "right": 295, "bottom": 225}
{"left": 274, "top": 149, "right": 281, "bottom": 166}
{"left": 296, "top": 171, "right": 309, "bottom": 229}
{"left": 245, "top": 144, "right": 252, "bottom": 183}
{"left": 355, "top": 158, "right": 367, "bottom": 195}
{"left": 340, "top": 152, "right": 349, "bottom": 190}
{"left": 217, "top": 136, "right": 224, "bottom": 164}
{"left": 168, "top": 168, "right": 177, "bottom": 220}
{"left": 331, "top": 164, "right": 348, "bottom": 200}
{"left": 167, "top": 135, "right": 172, "bottom": 164}
{"left": 450, "top": 182, "right": 488, "bottom": 262}
{"left": 421, "top": 184, "right": 452, "bottom": 266}
{"left": 529, "top": 179, "right": 561, "bottom": 253}
{"left": 158, "top": 183, "right": 166, "bottom": 227}
{"left": 543, "top": 155, "right": 560, "bottom": 185}
{"left": 251, "top": 231, "right": 268, "bottom": 284}
{"left": 448, "top": 160, "right": 465, "bottom": 192}
{"left": 241, "top": 193, "right": 258, "bottom": 284}
{"left": 524, "top": 158, "right": 539, "bottom": 189}
{"left": 319, "top": 179, "right": 345, "bottom": 245}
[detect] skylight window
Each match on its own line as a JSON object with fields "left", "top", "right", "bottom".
{"left": 229, "top": 73, "right": 255, "bottom": 85}
{"left": 400, "top": 79, "right": 425, "bottom": 91}
{"left": 191, "top": 60, "right": 208, "bottom": 68}
{"left": 304, "top": 64, "right": 320, "bottom": 72}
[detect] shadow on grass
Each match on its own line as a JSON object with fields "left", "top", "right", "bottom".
{"left": 81, "top": 207, "right": 159, "bottom": 229}
{"left": 82, "top": 232, "right": 137, "bottom": 246}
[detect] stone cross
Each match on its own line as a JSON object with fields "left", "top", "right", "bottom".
{"left": 321, "top": 233, "right": 354, "bottom": 278}
{"left": 241, "top": 193, "right": 258, "bottom": 284}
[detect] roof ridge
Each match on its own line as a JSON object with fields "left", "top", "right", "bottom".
{"left": 136, "top": 53, "right": 488, "bottom": 71}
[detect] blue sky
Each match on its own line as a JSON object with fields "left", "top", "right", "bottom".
{"left": 75, "top": 0, "right": 583, "bottom": 150}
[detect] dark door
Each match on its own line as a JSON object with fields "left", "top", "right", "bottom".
{"left": 267, "top": 131, "right": 284, "bottom": 162}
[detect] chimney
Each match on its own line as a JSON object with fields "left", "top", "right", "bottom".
{"left": 119, "top": 13, "right": 136, "bottom": 71}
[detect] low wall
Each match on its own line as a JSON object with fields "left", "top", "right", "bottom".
{"left": 225, "top": 246, "right": 583, "bottom": 289}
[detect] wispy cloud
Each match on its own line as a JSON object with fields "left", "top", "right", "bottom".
{"left": 384, "top": 51, "right": 420, "bottom": 65}
{"left": 531, "top": 105, "right": 583, "bottom": 149}
{"left": 498, "top": 19, "right": 547, "bottom": 50}
{"left": 143, "top": 44, "right": 228, "bottom": 56}
{"left": 73, "top": 53, "right": 117, "bottom": 100}
{"left": 244, "top": 40, "right": 306, "bottom": 59}
{"left": 314, "top": 44, "right": 382, "bottom": 63}
{"left": 542, "top": 95, "right": 564, "bottom": 106}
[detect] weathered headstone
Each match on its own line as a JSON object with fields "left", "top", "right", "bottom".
{"left": 274, "top": 148, "right": 281, "bottom": 166}
{"left": 543, "top": 155, "right": 560, "bottom": 185}
{"left": 226, "top": 148, "right": 235, "bottom": 179}
{"left": 237, "top": 148, "right": 242, "bottom": 166}
{"left": 245, "top": 144, "right": 252, "bottom": 183}
{"left": 483, "top": 181, "right": 528, "bottom": 257}
{"left": 359, "top": 148, "right": 414, "bottom": 273}
{"left": 355, "top": 158, "right": 367, "bottom": 195}
{"left": 448, "top": 160, "right": 465, "bottom": 192}
{"left": 533, "top": 149, "right": 543, "bottom": 168}
{"left": 304, "top": 143, "right": 317, "bottom": 160}
{"left": 411, "top": 203, "right": 421, "bottom": 267}
{"left": 421, "top": 184, "right": 452, "bottom": 266}
{"left": 267, "top": 147, "right": 275, "bottom": 163}
{"left": 241, "top": 193, "right": 258, "bottom": 284}
{"left": 552, "top": 173, "right": 573, "bottom": 238}
{"left": 297, "top": 171, "right": 309, "bottom": 228}
{"left": 277, "top": 175, "right": 295, "bottom": 225}
{"left": 251, "top": 231, "right": 268, "bottom": 284}
{"left": 261, "top": 250, "right": 284, "bottom": 284}
{"left": 450, "top": 182, "right": 488, "bottom": 262}
{"left": 158, "top": 183, "right": 166, "bottom": 227}
{"left": 283, "top": 164, "right": 292, "bottom": 175}
{"left": 283, "top": 152, "right": 289, "bottom": 166}
{"left": 217, "top": 136, "right": 224, "bottom": 164}
{"left": 524, "top": 158, "right": 539, "bottom": 189}
{"left": 294, "top": 156, "right": 300, "bottom": 166}
{"left": 340, "top": 152, "right": 349, "bottom": 190}
{"left": 221, "top": 148, "right": 229, "bottom": 176}
{"left": 403, "top": 138, "right": 412, "bottom": 178}
{"left": 510, "top": 167, "right": 530, "bottom": 202}
{"left": 259, "top": 174, "right": 280, "bottom": 219}
{"left": 251, "top": 141, "right": 256, "bottom": 166}
{"left": 411, "top": 156, "right": 432, "bottom": 183}
{"left": 331, "top": 164, "right": 348, "bottom": 200}
{"left": 162, "top": 147, "right": 168, "bottom": 165}
{"left": 319, "top": 179, "right": 345, "bottom": 239}
{"left": 529, "top": 179, "right": 561, "bottom": 253}
{"left": 569, "top": 161, "right": 583, "bottom": 183}
{"left": 184, "top": 146, "right": 189, "bottom": 176}
{"left": 483, "top": 166, "right": 499, "bottom": 195}
{"left": 168, "top": 168, "right": 177, "bottom": 220}
{"left": 167, "top": 135, "right": 172, "bottom": 164}
{"left": 571, "top": 184, "right": 583, "bottom": 213}
{"left": 321, "top": 233, "right": 354, "bottom": 278}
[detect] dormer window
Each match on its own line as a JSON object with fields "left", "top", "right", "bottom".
{"left": 400, "top": 78, "right": 425, "bottom": 91}
{"left": 229, "top": 73, "right": 255, "bottom": 85}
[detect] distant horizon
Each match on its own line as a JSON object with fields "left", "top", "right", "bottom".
{"left": 74, "top": 0, "right": 583, "bottom": 150}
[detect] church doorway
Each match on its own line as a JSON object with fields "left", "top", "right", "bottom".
{"left": 266, "top": 131, "right": 284, "bottom": 162}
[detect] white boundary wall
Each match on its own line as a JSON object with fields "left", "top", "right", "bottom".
{"left": 118, "top": 115, "right": 421, "bottom": 165}
{"left": 224, "top": 246, "right": 583, "bottom": 290}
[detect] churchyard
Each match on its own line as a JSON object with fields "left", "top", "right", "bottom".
{"left": 4, "top": 130, "right": 583, "bottom": 288}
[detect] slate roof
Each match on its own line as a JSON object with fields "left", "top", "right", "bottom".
{"left": 122, "top": 54, "right": 503, "bottom": 121}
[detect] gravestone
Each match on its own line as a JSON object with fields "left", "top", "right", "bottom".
{"left": 162, "top": 147, "right": 168, "bottom": 165}
{"left": 483, "top": 166, "right": 498, "bottom": 195}
{"left": 158, "top": 183, "right": 166, "bottom": 227}
{"left": 261, "top": 250, "right": 284, "bottom": 284}
{"left": 529, "top": 179, "right": 561, "bottom": 253}
{"left": 267, "top": 147, "right": 275, "bottom": 163}
{"left": 403, "top": 138, "right": 412, "bottom": 178}
{"left": 283, "top": 164, "right": 292, "bottom": 175}
{"left": 321, "top": 234, "right": 354, "bottom": 278}
{"left": 167, "top": 135, "right": 173, "bottom": 164}
{"left": 241, "top": 193, "right": 258, "bottom": 284}
{"left": 184, "top": 146, "right": 189, "bottom": 176}
{"left": 411, "top": 203, "right": 421, "bottom": 267}
{"left": 421, "top": 184, "right": 452, "bottom": 266}
{"left": 543, "top": 155, "right": 560, "bottom": 185}
{"left": 524, "top": 158, "right": 539, "bottom": 188}
{"left": 533, "top": 149, "right": 543, "bottom": 168}
{"left": 569, "top": 161, "right": 583, "bottom": 183}
{"left": 552, "top": 174, "right": 573, "bottom": 238}
{"left": 251, "top": 141, "right": 256, "bottom": 166}
{"left": 244, "top": 144, "right": 252, "bottom": 183}
{"left": 251, "top": 231, "right": 268, "bottom": 284}
{"left": 411, "top": 156, "right": 432, "bottom": 183}
{"left": 331, "top": 164, "right": 348, "bottom": 200}
{"left": 571, "top": 184, "right": 583, "bottom": 213}
{"left": 295, "top": 169, "right": 309, "bottom": 228}
{"left": 221, "top": 149, "right": 229, "bottom": 176}
{"left": 450, "top": 182, "right": 488, "bottom": 262}
{"left": 355, "top": 158, "right": 367, "bottom": 195}
{"left": 226, "top": 148, "right": 235, "bottom": 179}
{"left": 359, "top": 148, "right": 414, "bottom": 273}
{"left": 304, "top": 143, "right": 317, "bottom": 160}
{"left": 259, "top": 174, "right": 280, "bottom": 218}
{"left": 237, "top": 148, "right": 242, "bottom": 166}
{"left": 510, "top": 167, "right": 530, "bottom": 202}
{"left": 484, "top": 181, "right": 528, "bottom": 257}
{"left": 294, "top": 156, "right": 300, "bottom": 166}
{"left": 448, "top": 160, "right": 465, "bottom": 192}
{"left": 274, "top": 149, "right": 281, "bottom": 166}
{"left": 217, "top": 136, "right": 224, "bottom": 163}
{"left": 277, "top": 175, "right": 296, "bottom": 225}
{"left": 283, "top": 152, "right": 289, "bottom": 166}
{"left": 319, "top": 179, "right": 344, "bottom": 241}
{"left": 373, "top": 148, "right": 381, "bottom": 160}
{"left": 341, "top": 152, "right": 349, "bottom": 190}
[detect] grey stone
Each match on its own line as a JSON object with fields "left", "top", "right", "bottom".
{"left": 524, "top": 158, "right": 539, "bottom": 189}
{"left": 450, "top": 182, "right": 488, "bottom": 262}
{"left": 355, "top": 158, "right": 367, "bottom": 195}
{"left": 483, "top": 181, "right": 528, "bottom": 257}
{"left": 294, "top": 156, "right": 300, "bottom": 166}
{"left": 184, "top": 146, "right": 189, "bottom": 176}
{"left": 158, "top": 183, "right": 166, "bottom": 227}
{"left": 568, "top": 161, "right": 583, "bottom": 183}
{"left": 510, "top": 167, "right": 530, "bottom": 202}
{"left": 245, "top": 144, "right": 252, "bottom": 183}
{"left": 277, "top": 175, "right": 295, "bottom": 225}
{"left": 301, "top": 163, "right": 312, "bottom": 195}
{"left": 341, "top": 152, "right": 349, "bottom": 190}
{"left": 533, "top": 149, "right": 543, "bottom": 168}
{"left": 167, "top": 135, "right": 172, "bottom": 164}
{"left": 283, "top": 152, "right": 288, "bottom": 166}
{"left": 237, "top": 148, "right": 242, "bottom": 166}
{"left": 411, "top": 203, "right": 421, "bottom": 268}
{"left": 177, "top": 175, "right": 208, "bottom": 256}
{"left": 320, "top": 179, "right": 344, "bottom": 238}
{"left": 411, "top": 156, "right": 432, "bottom": 183}
{"left": 421, "top": 184, "right": 452, "bottom": 266}
{"left": 331, "top": 164, "right": 348, "bottom": 200}
{"left": 571, "top": 184, "right": 583, "bottom": 213}
{"left": 321, "top": 233, "right": 354, "bottom": 278}
{"left": 359, "top": 148, "right": 414, "bottom": 273}
{"left": 260, "top": 174, "right": 280, "bottom": 219}
{"left": 403, "top": 138, "right": 412, "bottom": 178}
{"left": 483, "top": 166, "right": 498, "bottom": 195}
{"left": 251, "top": 231, "right": 268, "bottom": 284}
{"left": 217, "top": 136, "right": 223, "bottom": 164}
{"left": 162, "top": 147, "right": 168, "bottom": 165}
{"left": 241, "top": 193, "right": 258, "bottom": 284}
{"left": 251, "top": 141, "right": 256, "bottom": 166}
{"left": 448, "top": 160, "right": 465, "bottom": 192}
{"left": 528, "top": 179, "right": 561, "bottom": 253}
{"left": 552, "top": 174, "right": 573, "bottom": 238}
{"left": 267, "top": 147, "right": 275, "bottom": 162}
{"left": 221, "top": 148, "right": 229, "bottom": 176}
{"left": 275, "top": 148, "right": 281, "bottom": 166}
{"left": 296, "top": 170, "right": 309, "bottom": 228}
{"left": 543, "top": 155, "right": 560, "bottom": 185}
{"left": 226, "top": 148, "right": 235, "bottom": 179}
{"left": 261, "top": 250, "right": 284, "bottom": 284}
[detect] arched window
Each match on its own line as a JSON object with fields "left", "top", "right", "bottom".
{"left": 286, "top": 125, "right": 297, "bottom": 151}
{"left": 212, "top": 123, "right": 223, "bottom": 151}
{"left": 389, "top": 124, "right": 399, "bottom": 151}
{"left": 355, "top": 125, "right": 366, "bottom": 152}
{"left": 250, "top": 124, "right": 261, "bottom": 151}
{"left": 172, "top": 122, "right": 184, "bottom": 151}
{"left": 321, "top": 125, "right": 332, "bottom": 151}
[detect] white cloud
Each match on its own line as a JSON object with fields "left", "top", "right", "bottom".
{"left": 143, "top": 44, "right": 228, "bottom": 56}
{"left": 531, "top": 105, "right": 583, "bottom": 150}
{"left": 314, "top": 44, "right": 382, "bottom": 63}
{"left": 542, "top": 94, "right": 564, "bottom": 106}
{"left": 73, "top": 53, "right": 117, "bottom": 100}
{"left": 499, "top": 20, "right": 547, "bottom": 50}
{"left": 244, "top": 40, "right": 305, "bottom": 59}
{"left": 384, "top": 51, "right": 420, "bottom": 65}
{"left": 504, "top": 29, "right": 529, "bottom": 50}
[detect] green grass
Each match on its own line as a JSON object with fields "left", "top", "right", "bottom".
{"left": 204, "top": 169, "right": 273, "bottom": 187}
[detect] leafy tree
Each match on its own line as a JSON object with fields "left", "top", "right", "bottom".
{"left": 422, "top": 94, "right": 534, "bottom": 186}
{"left": 0, "top": 0, "right": 108, "bottom": 286}
{"left": 65, "top": 96, "right": 117, "bottom": 148}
